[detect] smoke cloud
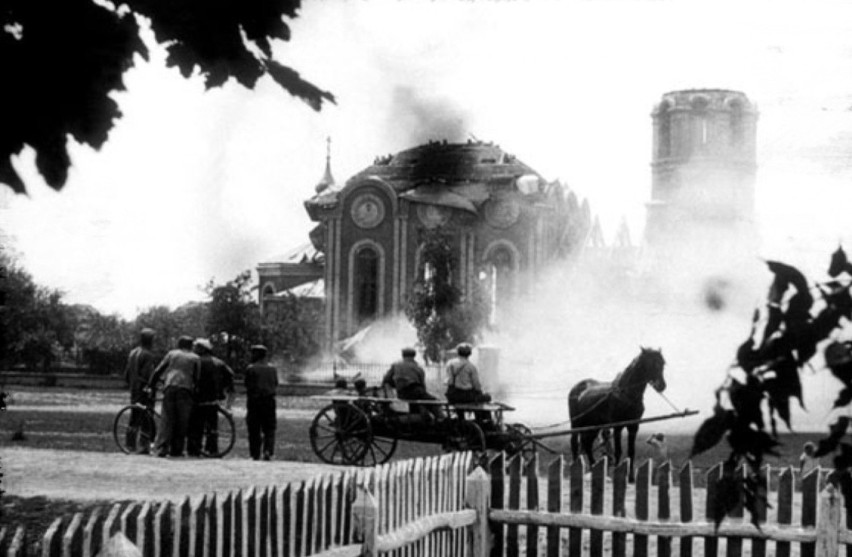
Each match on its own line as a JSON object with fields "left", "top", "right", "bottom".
{"left": 385, "top": 87, "right": 469, "bottom": 148}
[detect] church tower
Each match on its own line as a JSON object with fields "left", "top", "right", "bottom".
{"left": 645, "top": 89, "right": 758, "bottom": 254}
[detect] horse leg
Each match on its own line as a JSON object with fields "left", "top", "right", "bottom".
{"left": 582, "top": 432, "right": 596, "bottom": 467}
{"left": 627, "top": 425, "right": 639, "bottom": 482}
{"left": 571, "top": 433, "right": 580, "bottom": 462}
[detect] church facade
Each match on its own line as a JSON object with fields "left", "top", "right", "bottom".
{"left": 258, "top": 140, "right": 589, "bottom": 348}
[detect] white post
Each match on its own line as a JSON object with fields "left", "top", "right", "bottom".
{"left": 816, "top": 484, "right": 842, "bottom": 557}
{"left": 465, "top": 467, "right": 492, "bottom": 557}
{"left": 352, "top": 487, "right": 379, "bottom": 557}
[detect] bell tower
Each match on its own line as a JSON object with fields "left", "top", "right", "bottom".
{"left": 645, "top": 89, "right": 758, "bottom": 262}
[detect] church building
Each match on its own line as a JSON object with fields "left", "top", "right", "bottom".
{"left": 258, "top": 140, "right": 590, "bottom": 348}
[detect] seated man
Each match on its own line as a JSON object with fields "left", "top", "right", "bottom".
{"left": 445, "top": 342, "right": 492, "bottom": 426}
{"left": 382, "top": 347, "right": 444, "bottom": 420}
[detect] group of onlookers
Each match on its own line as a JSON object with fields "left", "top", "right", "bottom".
{"left": 123, "top": 329, "right": 279, "bottom": 461}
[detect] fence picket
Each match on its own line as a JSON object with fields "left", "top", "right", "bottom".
{"left": 102, "top": 503, "right": 124, "bottom": 550}
{"left": 222, "top": 492, "right": 233, "bottom": 557}
{"left": 282, "top": 484, "right": 293, "bottom": 557}
{"left": 247, "top": 487, "right": 257, "bottom": 557}
{"left": 258, "top": 488, "right": 269, "bottom": 557}
{"left": 82, "top": 508, "right": 103, "bottom": 557}
{"left": 6, "top": 526, "right": 26, "bottom": 557}
{"left": 526, "top": 454, "right": 540, "bottom": 557}
{"left": 679, "top": 462, "right": 693, "bottom": 557}
{"left": 412, "top": 459, "right": 424, "bottom": 557}
{"left": 268, "top": 487, "right": 279, "bottom": 557}
{"left": 121, "top": 503, "right": 141, "bottom": 548}
{"left": 506, "top": 455, "right": 522, "bottom": 557}
{"left": 61, "top": 513, "right": 83, "bottom": 557}
{"left": 154, "top": 500, "right": 172, "bottom": 557}
{"left": 751, "top": 466, "right": 769, "bottom": 557}
{"left": 635, "top": 459, "right": 652, "bottom": 557}
{"left": 802, "top": 467, "right": 820, "bottom": 557}
{"left": 658, "top": 461, "right": 672, "bottom": 557}
{"left": 568, "top": 458, "right": 585, "bottom": 557}
{"left": 136, "top": 502, "right": 153, "bottom": 557}
{"left": 545, "top": 456, "right": 563, "bottom": 557}
{"left": 704, "top": 463, "right": 722, "bottom": 557}
{"left": 207, "top": 494, "right": 218, "bottom": 557}
{"left": 42, "top": 517, "right": 64, "bottom": 557}
{"left": 725, "top": 465, "right": 745, "bottom": 557}
{"left": 590, "top": 457, "right": 607, "bottom": 557}
{"left": 295, "top": 481, "right": 306, "bottom": 557}
{"left": 178, "top": 497, "right": 191, "bottom": 557}
{"left": 612, "top": 459, "right": 629, "bottom": 557}
{"left": 192, "top": 496, "right": 207, "bottom": 557}
{"left": 489, "top": 453, "right": 505, "bottom": 557}
{"left": 235, "top": 489, "right": 246, "bottom": 557}
{"left": 777, "top": 467, "right": 794, "bottom": 557}
{"left": 323, "top": 475, "right": 333, "bottom": 552}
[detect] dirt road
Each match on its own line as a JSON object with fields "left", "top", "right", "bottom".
{"left": 1, "top": 447, "right": 345, "bottom": 503}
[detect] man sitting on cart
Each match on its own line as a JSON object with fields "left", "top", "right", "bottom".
{"left": 382, "top": 347, "right": 444, "bottom": 421}
{"left": 445, "top": 342, "right": 493, "bottom": 427}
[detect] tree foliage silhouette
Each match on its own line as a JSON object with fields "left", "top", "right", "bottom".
{"left": 1, "top": 0, "right": 334, "bottom": 194}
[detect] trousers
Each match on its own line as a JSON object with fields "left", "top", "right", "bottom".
{"left": 156, "top": 387, "right": 193, "bottom": 456}
{"left": 247, "top": 396, "right": 276, "bottom": 460}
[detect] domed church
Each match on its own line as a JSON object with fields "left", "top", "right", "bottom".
{"left": 258, "top": 139, "right": 591, "bottom": 349}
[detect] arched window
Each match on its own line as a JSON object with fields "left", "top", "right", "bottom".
{"left": 657, "top": 102, "right": 671, "bottom": 158}
{"left": 482, "top": 243, "right": 517, "bottom": 326}
{"left": 690, "top": 96, "right": 710, "bottom": 154}
{"left": 354, "top": 247, "right": 379, "bottom": 323}
{"left": 729, "top": 100, "right": 744, "bottom": 148}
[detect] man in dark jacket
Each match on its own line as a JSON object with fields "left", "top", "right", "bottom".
{"left": 382, "top": 347, "right": 443, "bottom": 420}
{"left": 244, "top": 345, "right": 279, "bottom": 461}
{"left": 124, "top": 328, "right": 156, "bottom": 453}
{"left": 148, "top": 335, "right": 200, "bottom": 457}
{"left": 187, "top": 338, "right": 235, "bottom": 457}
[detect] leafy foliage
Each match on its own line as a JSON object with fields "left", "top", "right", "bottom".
{"left": 404, "top": 229, "right": 490, "bottom": 363}
{"left": 204, "top": 270, "right": 262, "bottom": 372}
{"left": 1, "top": 0, "right": 334, "bottom": 194}
{"left": 692, "top": 247, "right": 852, "bottom": 526}
{"left": 261, "top": 291, "right": 323, "bottom": 367}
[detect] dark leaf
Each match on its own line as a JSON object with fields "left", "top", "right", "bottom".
{"left": 829, "top": 246, "right": 850, "bottom": 278}
{"left": 729, "top": 379, "right": 764, "bottom": 429}
{"left": 265, "top": 60, "right": 336, "bottom": 111}
{"left": 835, "top": 388, "right": 852, "bottom": 409}
{"left": 814, "top": 417, "right": 850, "bottom": 457}
{"left": 691, "top": 407, "right": 734, "bottom": 457}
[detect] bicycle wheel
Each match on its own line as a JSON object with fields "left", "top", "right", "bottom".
{"left": 114, "top": 405, "right": 157, "bottom": 455}
{"left": 201, "top": 406, "right": 236, "bottom": 458}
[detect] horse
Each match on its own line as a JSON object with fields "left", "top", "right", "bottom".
{"left": 568, "top": 347, "right": 666, "bottom": 481}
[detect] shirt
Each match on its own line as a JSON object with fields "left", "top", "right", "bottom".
{"left": 382, "top": 358, "right": 425, "bottom": 392}
{"left": 196, "top": 355, "right": 235, "bottom": 402}
{"left": 124, "top": 346, "right": 156, "bottom": 389}
{"left": 445, "top": 357, "right": 482, "bottom": 391}
{"left": 150, "top": 349, "right": 200, "bottom": 391}
{"left": 245, "top": 363, "right": 279, "bottom": 399}
{"left": 800, "top": 453, "right": 820, "bottom": 476}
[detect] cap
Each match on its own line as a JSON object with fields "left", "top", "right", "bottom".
{"left": 401, "top": 347, "right": 416, "bottom": 357}
{"left": 140, "top": 328, "right": 155, "bottom": 338}
{"left": 251, "top": 344, "right": 268, "bottom": 354}
{"left": 194, "top": 338, "right": 213, "bottom": 351}
{"left": 456, "top": 343, "right": 473, "bottom": 357}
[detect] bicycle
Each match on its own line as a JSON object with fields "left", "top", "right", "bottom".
{"left": 113, "top": 390, "right": 236, "bottom": 458}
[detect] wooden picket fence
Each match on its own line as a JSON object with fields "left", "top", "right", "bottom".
{"left": 14, "top": 452, "right": 852, "bottom": 556}
{"left": 486, "top": 453, "right": 850, "bottom": 557}
{"left": 34, "top": 451, "right": 473, "bottom": 557}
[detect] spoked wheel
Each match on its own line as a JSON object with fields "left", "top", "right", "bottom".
{"left": 201, "top": 406, "right": 236, "bottom": 458}
{"left": 444, "top": 421, "right": 486, "bottom": 453}
{"left": 361, "top": 434, "right": 398, "bottom": 467}
{"left": 504, "top": 423, "right": 537, "bottom": 463}
{"left": 310, "top": 403, "right": 373, "bottom": 465}
{"left": 113, "top": 405, "right": 158, "bottom": 455}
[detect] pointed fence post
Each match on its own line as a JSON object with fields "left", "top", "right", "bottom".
{"left": 816, "top": 484, "right": 841, "bottom": 557}
{"left": 352, "top": 486, "right": 378, "bottom": 557}
{"left": 466, "top": 467, "right": 492, "bottom": 557}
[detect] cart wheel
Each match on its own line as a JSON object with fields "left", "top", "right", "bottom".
{"left": 113, "top": 405, "right": 158, "bottom": 455}
{"left": 361, "top": 434, "right": 398, "bottom": 467}
{"left": 201, "top": 406, "right": 236, "bottom": 458}
{"left": 445, "top": 421, "right": 486, "bottom": 453}
{"left": 310, "top": 403, "right": 372, "bottom": 465}
{"left": 505, "top": 423, "right": 537, "bottom": 463}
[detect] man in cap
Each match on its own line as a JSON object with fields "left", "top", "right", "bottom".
{"left": 244, "top": 344, "right": 279, "bottom": 460}
{"left": 123, "top": 328, "right": 157, "bottom": 453}
{"left": 148, "top": 335, "right": 200, "bottom": 457}
{"left": 187, "top": 338, "right": 235, "bottom": 457}
{"left": 382, "top": 347, "right": 443, "bottom": 420}
{"left": 445, "top": 343, "right": 491, "bottom": 404}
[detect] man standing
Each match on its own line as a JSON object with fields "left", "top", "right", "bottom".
{"left": 445, "top": 343, "right": 491, "bottom": 404}
{"left": 148, "top": 336, "right": 200, "bottom": 457}
{"left": 187, "top": 338, "right": 235, "bottom": 457}
{"left": 382, "top": 347, "right": 443, "bottom": 420}
{"left": 124, "top": 328, "right": 157, "bottom": 453}
{"left": 244, "top": 345, "right": 278, "bottom": 461}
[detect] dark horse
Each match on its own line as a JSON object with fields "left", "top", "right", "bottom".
{"left": 568, "top": 347, "right": 666, "bottom": 480}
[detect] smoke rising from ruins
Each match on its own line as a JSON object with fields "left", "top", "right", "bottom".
{"left": 386, "top": 87, "right": 469, "bottom": 148}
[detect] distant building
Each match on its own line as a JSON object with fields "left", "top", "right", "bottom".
{"left": 645, "top": 89, "right": 758, "bottom": 259}
{"left": 258, "top": 140, "right": 591, "bottom": 349}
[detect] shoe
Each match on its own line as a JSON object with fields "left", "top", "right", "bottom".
{"left": 263, "top": 453, "right": 272, "bottom": 461}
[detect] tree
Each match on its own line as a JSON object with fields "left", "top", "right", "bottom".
{"left": 1, "top": 0, "right": 335, "bottom": 194}
{"left": 205, "top": 271, "right": 261, "bottom": 372}
{"left": 261, "top": 292, "right": 323, "bottom": 367}
{"left": 0, "top": 250, "right": 75, "bottom": 370}
{"left": 404, "top": 230, "right": 490, "bottom": 363}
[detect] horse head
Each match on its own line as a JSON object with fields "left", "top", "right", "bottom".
{"left": 640, "top": 346, "right": 666, "bottom": 393}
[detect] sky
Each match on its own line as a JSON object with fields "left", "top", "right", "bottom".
{"left": 5, "top": 0, "right": 852, "bottom": 428}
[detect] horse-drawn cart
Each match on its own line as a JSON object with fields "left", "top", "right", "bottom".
{"left": 308, "top": 395, "right": 541, "bottom": 467}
